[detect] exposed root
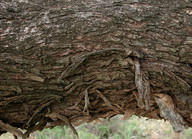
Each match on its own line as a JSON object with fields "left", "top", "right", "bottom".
{"left": 123, "top": 110, "right": 135, "bottom": 120}
{"left": 75, "top": 91, "right": 85, "bottom": 106}
{"left": 26, "top": 100, "right": 54, "bottom": 127}
{"left": 143, "top": 80, "right": 150, "bottom": 110}
{"left": 154, "top": 93, "right": 187, "bottom": 132}
{"left": 96, "top": 90, "right": 112, "bottom": 107}
{"left": 134, "top": 58, "right": 150, "bottom": 111}
{"left": 72, "top": 115, "right": 93, "bottom": 126}
{"left": 0, "top": 120, "right": 25, "bottom": 139}
{"left": 47, "top": 112, "right": 79, "bottom": 138}
{"left": 45, "top": 120, "right": 67, "bottom": 129}
{"left": 58, "top": 48, "right": 124, "bottom": 82}
{"left": 58, "top": 48, "right": 142, "bottom": 83}
{"left": 113, "top": 104, "right": 123, "bottom": 111}
{"left": 0, "top": 47, "right": 191, "bottom": 138}
{"left": 24, "top": 118, "right": 48, "bottom": 138}
{"left": 163, "top": 70, "right": 191, "bottom": 93}
{"left": 83, "top": 88, "right": 91, "bottom": 115}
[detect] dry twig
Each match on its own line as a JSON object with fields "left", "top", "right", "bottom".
{"left": 0, "top": 120, "right": 25, "bottom": 139}
{"left": 47, "top": 112, "right": 79, "bottom": 138}
{"left": 96, "top": 90, "right": 112, "bottom": 107}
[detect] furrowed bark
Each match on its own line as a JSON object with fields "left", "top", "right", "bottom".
{"left": 0, "top": 0, "right": 192, "bottom": 138}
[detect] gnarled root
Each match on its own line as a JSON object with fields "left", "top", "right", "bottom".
{"left": 95, "top": 90, "right": 112, "bottom": 107}
{"left": 83, "top": 88, "right": 91, "bottom": 115}
{"left": 46, "top": 112, "right": 79, "bottom": 138}
{"left": 154, "top": 93, "right": 187, "bottom": 132}
{"left": 134, "top": 58, "right": 150, "bottom": 111}
{"left": 0, "top": 120, "right": 25, "bottom": 139}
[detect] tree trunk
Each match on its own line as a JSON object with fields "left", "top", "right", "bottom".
{"left": 0, "top": 0, "right": 192, "bottom": 138}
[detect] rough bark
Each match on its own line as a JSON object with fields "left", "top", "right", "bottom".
{"left": 0, "top": 0, "right": 192, "bottom": 138}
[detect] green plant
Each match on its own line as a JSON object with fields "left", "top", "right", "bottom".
{"left": 98, "top": 125, "right": 110, "bottom": 138}
{"left": 78, "top": 128, "right": 98, "bottom": 139}
{"left": 31, "top": 115, "right": 192, "bottom": 139}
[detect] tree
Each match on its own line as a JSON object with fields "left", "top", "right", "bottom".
{"left": 0, "top": 0, "right": 192, "bottom": 138}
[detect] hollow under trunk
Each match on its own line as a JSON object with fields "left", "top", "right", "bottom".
{"left": 0, "top": 0, "right": 192, "bottom": 138}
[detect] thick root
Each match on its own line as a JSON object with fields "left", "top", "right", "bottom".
{"left": 134, "top": 58, "right": 151, "bottom": 111}
{"left": 154, "top": 93, "right": 187, "bottom": 132}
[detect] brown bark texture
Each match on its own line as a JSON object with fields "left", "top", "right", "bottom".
{"left": 0, "top": 0, "right": 192, "bottom": 138}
